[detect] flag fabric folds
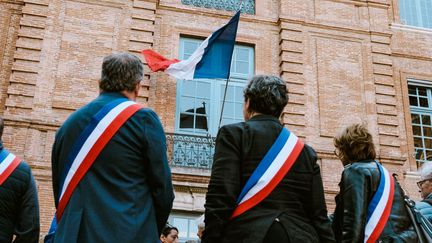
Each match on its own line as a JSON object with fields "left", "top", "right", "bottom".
{"left": 142, "top": 10, "right": 240, "bottom": 80}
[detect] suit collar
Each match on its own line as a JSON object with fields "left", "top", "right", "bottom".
{"left": 97, "top": 92, "right": 129, "bottom": 101}
{"left": 248, "top": 114, "right": 281, "bottom": 123}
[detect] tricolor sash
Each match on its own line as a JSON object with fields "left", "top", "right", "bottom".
{"left": 231, "top": 127, "right": 304, "bottom": 219}
{"left": 56, "top": 98, "right": 142, "bottom": 222}
{"left": 364, "top": 162, "right": 395, "bottom": 243}
{"left": 0, "top": 149, "right": 22, "bottom": 186}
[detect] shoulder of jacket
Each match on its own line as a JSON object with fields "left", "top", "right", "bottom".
{"left": 342, "top": 162, "right": 377, "bottom": 178}
{"left": 416, "top": 201, "right": 432, "bottom": 211}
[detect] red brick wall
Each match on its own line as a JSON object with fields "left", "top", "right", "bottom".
{"left": 0, "top": 0, "right": 430, "bottom": 240}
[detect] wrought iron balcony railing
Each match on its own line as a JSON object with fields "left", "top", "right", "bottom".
{"left": 181, "top": 0, "right": 255, "bottom": 15}
{"left": 166, "top": 133, "right": 216, "bottom": 169}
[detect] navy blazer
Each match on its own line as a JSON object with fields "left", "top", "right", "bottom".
{"left": 51, "top": 92, "right": 174, "bottom": 243}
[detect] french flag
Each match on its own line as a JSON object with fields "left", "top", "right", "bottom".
{"left": 142, "top": 11, "right": 240, "bottom": 80}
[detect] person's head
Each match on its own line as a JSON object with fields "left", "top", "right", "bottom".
{"left": 99, "top": 52, "right": 143, "bottom": 100}
{"left": 418, "top": 163, "right": 432, "bottom": 199}
{"left": 160, "top": 225, "right": 179, "bottom": 243}
{"left": 243, "top": 75, "right": 288, "bottom": 120}
{"left": 333, "top": 124, "right": 376, "bottom": 166}
{"left": 197, "top": 222, "right": 205, "bottom": 239}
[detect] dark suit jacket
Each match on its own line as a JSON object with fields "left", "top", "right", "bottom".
{"left": 202, "top": 115, "right": 335, "bottom": 243}
{"left": 51, "top": 92, "right": 174, "bottom": 243}
{"left": 0, "top": 145, "right": 39, "bottom": 243}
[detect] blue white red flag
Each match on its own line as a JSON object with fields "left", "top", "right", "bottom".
{"left": 0, "top": 149, "right": 21, "bottom": 185}
{"left": 142, "top": 11, "right": 240, "bottom": 80}
{"left": 364, "top": 162, "right": 394, "bottom": 243}
{"left": 231, "top": 128, "right": 304, "bottom": 219}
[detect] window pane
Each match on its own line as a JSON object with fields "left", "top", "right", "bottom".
{"left": 236, "top": 61, "right": 249, "bottom": 74}
{"left": 418, "top": 86, "right": 428, "bottom": 96}
{"left": 222, "top": 102, "right": 235, "bottom": 117}
{"left": 173, "top": 217, "right": 189, "bottom": 238}
{"left": 180, "top": 97, "right": 196, "bottom": 113}
{"left": 419, "top": 97, "right": 429, "bottom": 108}
{"left": 236, "top": 48, "right": 249, "bottom": 62}
{"left": 188, "top": 220, "right": 198, "bottom": 239}
{"left": 426, "top": 150, "right": 432, "bottom": 161}
{"left": 409, "top": 96, "right": 418, "bottom": 106}
{"left": 412, "top": 114, "right": 421, "bottom": 124}
{"left": 425, "top": 138, "right": 432, "bottom": 148}
{"left": 416, "top": 148, "right": 425, "bottom": 160}
{"left": 422, "top": 114, "right": 432, "bottom": 126}
{"left": 182, "top": 80, "right": 196, "bottom": 96}
{"left": 421, "top": 0, "right": 432, "bottom": 28}
{"left": 221, "top": 86, "right": 235, "bottom": 101}
{"left": 413, "top": 125, "right": 422, "bottom": 136}
{"left": 196, "top": 82, "right": 211, "bottom": 98}
{"left": 184, "top": 41, "right": 199, "bottom": 56}
{"left": 424, "top": 126, "right": 432, "bottom": 138}
{"left": 408, "top": 85, "right": 417, "bottom": 95}
{"left": 414, "top": 137, "right": 423, "bottom": 147}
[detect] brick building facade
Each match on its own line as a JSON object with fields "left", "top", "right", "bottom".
{"left": 0, "top": 0, "right": 431, "bottom": 241}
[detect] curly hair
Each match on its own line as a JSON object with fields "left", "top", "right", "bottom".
{"left": 99, "top": 52, "right": 143, "bottom": 92}
{"left": 243, "top": 75, "right": 288, "bottom": 118}
{"left": 334, "top": 124, "right": 376, "bottom": 164}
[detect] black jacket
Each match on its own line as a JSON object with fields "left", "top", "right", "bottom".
{"left": 0, "top": 144, "right": 40, "bottom": 243}
{"left": 203, "top": 115, "right": 335, "bottom": 243}
{"left": 416, "top": 193, "right": 432, "bottom": 224}
{"left": 332, "top": 160, "right": 417, "bottom": 242}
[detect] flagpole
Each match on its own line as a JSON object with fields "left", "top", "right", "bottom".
{"left": 218, "top": 3, "right": 243, "bottom": 130}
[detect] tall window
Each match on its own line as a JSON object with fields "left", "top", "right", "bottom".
{"left": 408, "top": 81, "right": 432, "bottom": 165}
{"left": 399, "top": 0, "right": 432, "bottom": 28}
{"left": 175, "top": 37, "right": 254, "bottom": 137}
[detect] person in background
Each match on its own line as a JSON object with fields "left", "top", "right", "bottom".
{"left": 332, "top": 124, "right": 417, "bottom": 242}
{"left": 415, "top": 162, "right": 432, "bottom": 223}
{"left": 197, "top": 222, "right": 205, "bottom": 241}
{"left": 160, "top": 225, "right": 179, "bottom": 243}
{"left": 0, "top": 116, "right": 40, "bottom": 242}
{"left": 51, "top": 52, "right": 174, "bottom": 242}
{"left": 203, "top": 75, "right": 335, "bottom": 243}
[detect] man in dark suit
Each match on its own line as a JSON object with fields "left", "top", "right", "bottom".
{"left": 51, "top": 52, "right": 174, "bottom": 242}
{"left": 203, "top": 75, "right": 335, "bottom": 243}
{"left": 0, "top": 117, "right": 40, "bottom": 243}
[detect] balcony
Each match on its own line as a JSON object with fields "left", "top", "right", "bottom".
{"left": 166, "top": 133, "right": 216, "bottom": 170}
{"left": 181, "top": 0, "right": 255, "bottom": 15}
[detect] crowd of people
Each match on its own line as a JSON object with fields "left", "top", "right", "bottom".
{"left": 0, "top": 52, "right": 431, "bottom": 243}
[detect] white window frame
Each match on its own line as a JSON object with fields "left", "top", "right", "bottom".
{"left": 408, "top": 79, "right": 432, "bottom": 165}
{"left": 175, "top": 37, "right": 254, "bottom": 137}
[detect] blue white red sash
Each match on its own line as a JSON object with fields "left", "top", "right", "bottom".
{"left": 364, "top": 162, "right": 394, "bottom": 243}
{"left": 56, "top": 98, "right": 142, "bottom": 222}
{"left": 231, "top": 127, "right": 304, "bottom": 219}
{"left": 0, "top": 149, "right": 21, "bottom": 185}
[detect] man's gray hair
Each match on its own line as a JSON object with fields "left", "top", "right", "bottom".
{"left": 99, "top": 52, "right": 143, "bottom": 92}
{"left": 243, "top": 75, "right": 288, "bottom": 118}
{"left": 420, "top": 162, "right": 432, "bottom": 181}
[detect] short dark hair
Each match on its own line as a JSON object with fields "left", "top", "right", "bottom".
{"left": 99, "top": 52, "right": 143, "bottom": 92}
{"left": 161, "top": 224, "right": 178, "bottom": 237}
{"left": 334, "top": 124, "right": 377, "bottom": 164}
{"left": 243, "top": 75, "right": 288, "bottom": 118}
